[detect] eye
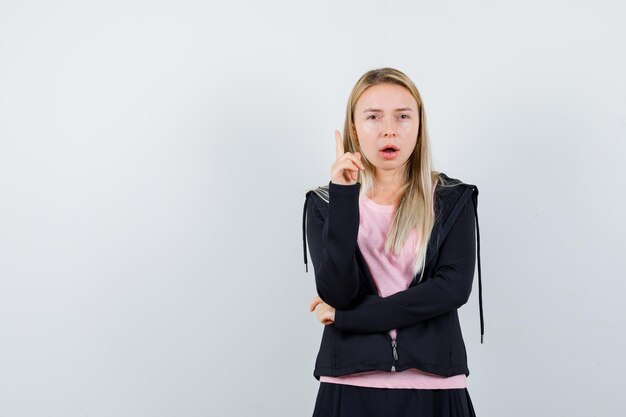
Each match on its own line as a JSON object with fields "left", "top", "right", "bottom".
{"left": 366, "top": 114, "right": 378, "bottom": 120}
{"left": 399, "top": 114, "right": 410, "bottom": 119}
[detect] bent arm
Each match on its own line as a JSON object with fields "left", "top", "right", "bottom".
{"left": 333, "top": 199, "right": 477, "bottom": 333}
{"left": 305, "top": 181, "right": 361, "bottom": 310}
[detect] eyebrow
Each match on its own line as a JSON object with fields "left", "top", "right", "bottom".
{"left": 362, "top": 107, "right": 414, "bottom": 113}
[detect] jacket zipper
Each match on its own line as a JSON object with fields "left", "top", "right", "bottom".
{"left": 390, "top": 331, "right": 399, "bottom": 372}
{"left": 358, "top": 244, "right": 402, "bottom": 372}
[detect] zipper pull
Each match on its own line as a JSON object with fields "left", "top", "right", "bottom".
{"left": 390, "top": 338, "right": 398, "bottom": 372}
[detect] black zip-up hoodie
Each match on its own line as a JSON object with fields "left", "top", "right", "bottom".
{"left": 301, "top": 172, "right": 483, "bottom": 380}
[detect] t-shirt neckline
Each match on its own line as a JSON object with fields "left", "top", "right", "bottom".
{"left": 361, "top": 194, "right": 396, "bottom": 212}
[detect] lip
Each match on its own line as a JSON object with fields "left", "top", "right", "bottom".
{"left": 379, "top": 149, "right": 399, "bottom": 160}
{"left": 379, "top": 143, "right": 400, "bottom": 152}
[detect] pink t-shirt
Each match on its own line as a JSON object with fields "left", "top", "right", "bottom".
{"left": 320, "top": 181, "right": 467, "bottom": 389}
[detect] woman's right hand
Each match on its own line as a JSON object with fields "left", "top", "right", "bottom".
{"left": 331, "top": 129, "right": 364, "bottom": 185}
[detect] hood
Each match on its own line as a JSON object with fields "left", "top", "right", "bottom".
{"left": 301, "top": 174, "right": 484, "bottom": 344}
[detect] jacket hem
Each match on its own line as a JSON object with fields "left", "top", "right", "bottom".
{"left": 313, "top": 362, "right": 469, "bottom": 381}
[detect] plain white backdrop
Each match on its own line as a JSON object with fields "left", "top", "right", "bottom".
{"left": 1, "top": 1, "right": 625, "bottom": 416}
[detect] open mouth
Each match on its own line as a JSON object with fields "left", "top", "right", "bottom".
{"left": 380, "top": 143, "right": 400, "bottom": 153}
{"left": 379, "top": 145, "right": 400, "bottom": 159}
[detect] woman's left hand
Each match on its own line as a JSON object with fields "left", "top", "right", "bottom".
{"left": 309, "top": 295, "right": 336, "bottom": 325}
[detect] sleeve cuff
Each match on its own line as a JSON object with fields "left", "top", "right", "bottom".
{"left": 329, "top": 180, "right": 360, "bottom": 196}
{"left": 333, "top": 309, "right": 348, "bottom": 330}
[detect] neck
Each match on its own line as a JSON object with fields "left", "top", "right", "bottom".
{"left": 373, "top": 168, "right": 405, "bottom": 193}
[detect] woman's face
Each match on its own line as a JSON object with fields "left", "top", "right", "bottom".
{"left": 352, "top": 83, "right": 420, "bottom": 174}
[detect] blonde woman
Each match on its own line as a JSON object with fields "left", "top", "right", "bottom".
{"left": 302, "top": 67, "right": 483, "bottom": 416}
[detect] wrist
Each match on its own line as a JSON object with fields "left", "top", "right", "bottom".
{"left": 329, "top": 180, "right": 360, "bottom": 194}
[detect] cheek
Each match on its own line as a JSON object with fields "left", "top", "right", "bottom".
{"left": 360, "top": 124, "right": 378, "bottom": 135}
{"left": 358, "top": 142, "right": 379, "bottom": 160}
{"left": 398, "top": 123, "right": 418, "bottom": 135}
{"left": 356, "top": 123, "right": 381, "bottom": 146}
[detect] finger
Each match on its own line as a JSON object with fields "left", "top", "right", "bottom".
{"left": 335, "top": 130, "right": 344, "bottom": 160}
{"left": 336, "top": 160, "right": 363, "bottom": 180}
{"left": 309, "top": 296, "right": 322, "bottom": 311}
{"left": 317, "top": 310, "right": 330, "bottom": 324}
{"left": 335, "top": 154, "right": 365, "bottom": 172}
{"left": 341, "top": 153, "right": 365, "bottom": 170}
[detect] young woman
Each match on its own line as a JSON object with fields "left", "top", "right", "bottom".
{"left": 301, "top": 67, "right": 483, "bottom": 416}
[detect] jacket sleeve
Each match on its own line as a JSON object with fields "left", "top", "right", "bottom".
{"left": 333, "top": 197, "right": 477, "bottom": 333}
{"left": 305, "top": 181, "right": 362, "bottom": 310}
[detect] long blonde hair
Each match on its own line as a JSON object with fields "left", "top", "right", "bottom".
{"left": 342, "top": 67, "right": 454, "bottom": 282}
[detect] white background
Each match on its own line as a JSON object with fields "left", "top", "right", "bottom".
{"left": 1, "top": 1, "right": 625, "bottom": 416}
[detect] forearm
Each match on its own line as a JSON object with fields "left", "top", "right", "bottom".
{"left": 305, "top": 181, "right": 362, "bottom": 309}
{"left": 333, "top": 200, "right": 477, "bottom": 333}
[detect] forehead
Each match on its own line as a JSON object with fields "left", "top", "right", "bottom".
{"left": 355, "top": 83, "right": 417, "bottom": 111}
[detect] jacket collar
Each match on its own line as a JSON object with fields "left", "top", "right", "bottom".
{"left": 302, "top": 173, "right": 484, "bottom": 344}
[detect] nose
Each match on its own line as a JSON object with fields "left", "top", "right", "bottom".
{"left": 383, "top": 116, "right": 397, "bottom": 137}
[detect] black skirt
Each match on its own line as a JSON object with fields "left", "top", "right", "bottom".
{"left": 312, "top": 382, "right": 477, "bottom": 417}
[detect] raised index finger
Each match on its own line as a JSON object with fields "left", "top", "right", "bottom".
{"left": 335, "top": 130, "right": 344, "bottom": 160}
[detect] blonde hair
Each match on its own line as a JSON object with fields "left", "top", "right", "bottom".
{"left": 342, "top": 67, "right": 456, "bottom": 282}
